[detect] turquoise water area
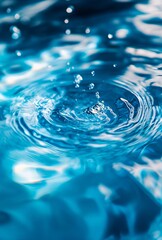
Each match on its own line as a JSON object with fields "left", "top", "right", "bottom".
{"left": 0, "top": 0, "right": 162, "bottom": 239}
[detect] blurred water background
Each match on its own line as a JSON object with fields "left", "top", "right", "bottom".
{"left": 0, "top": 0, "right": 162, "bottom": 239}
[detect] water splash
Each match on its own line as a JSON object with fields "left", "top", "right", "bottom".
{"left": 0, "top": 0, "right": 162, "bottom": 239}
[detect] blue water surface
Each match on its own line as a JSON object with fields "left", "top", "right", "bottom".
{"left": 0, "top": 0, "right": 162, "bottom": 239}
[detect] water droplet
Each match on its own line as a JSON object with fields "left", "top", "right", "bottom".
{"left": 10, "top": 26, "right": 21, "bottom": 40}
{"left": 6, "top": 8, "right": 11, "bottom": 13}
{"left": 91, "top": 71, "right": 95, "bottom": 76}
{"left": 15, "top": 50, "right": 21, "bottom": 57}
{"left": 64, "top": 19, "right": 69, "bottom": 24}
{"left": 10, "top": 26, "right": 20, "bottom": 33}
{"left": 12, "top": 33, "right": 19, "bottom": 40}
{"left": 15, "top": 13, "right": 20, "bottom": 20}
{"left": 65, "top": 29, "right": 71, "bottom": 35}
{"left": 96, "top": 92, "right": 100, "bottom": 99}
{"left": 66, "top": 6, "right": 74, "bottom": 14}
{"left": 74, "top": 74, "right": 83, "bottom": 88}
{"left": 108, "top": 34, "right": 113, "bottom": 39}
{"left": 85, "top": 28, "right": 91, "bottom": 34}
{"left": 89, "top": 83, "right": 95, "bottom": 90}
{"left": 75, "top": 74, "right": 83, "bottom": 83}
{"left": 86, "top": 102, "right": 104, "bottom": 115}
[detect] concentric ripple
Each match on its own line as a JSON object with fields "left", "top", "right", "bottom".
{"left": 5, "top": 74, "right": 161, "bottom": 160}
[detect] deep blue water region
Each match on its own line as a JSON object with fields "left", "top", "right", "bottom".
{"left": 0, "top": 0, "right": 162, "bottom": 239}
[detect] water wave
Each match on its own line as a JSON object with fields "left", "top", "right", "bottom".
{"left": 4, "top": 73, "right": 160, "bottom": 159}
{"left": 0, "top": 0, "right": 162, "bottom": 239}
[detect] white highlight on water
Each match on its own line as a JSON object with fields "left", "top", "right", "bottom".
{"left": 120, "top": 98, "right": 135, "bottom": 120}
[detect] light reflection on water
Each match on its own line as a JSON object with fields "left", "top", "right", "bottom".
{"left": 0, "top": 0, "right": 162, "bottom": 239}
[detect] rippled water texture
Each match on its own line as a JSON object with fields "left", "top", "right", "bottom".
{"left": 0, "top": 0, "right": 162, "bottom": 239}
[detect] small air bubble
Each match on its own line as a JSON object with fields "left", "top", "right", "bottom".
{"left": 113, "top": 64, "right": 117, "bottom": 68}
{"left": 89, "top": 83, "right": 95, "bottom": 90}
